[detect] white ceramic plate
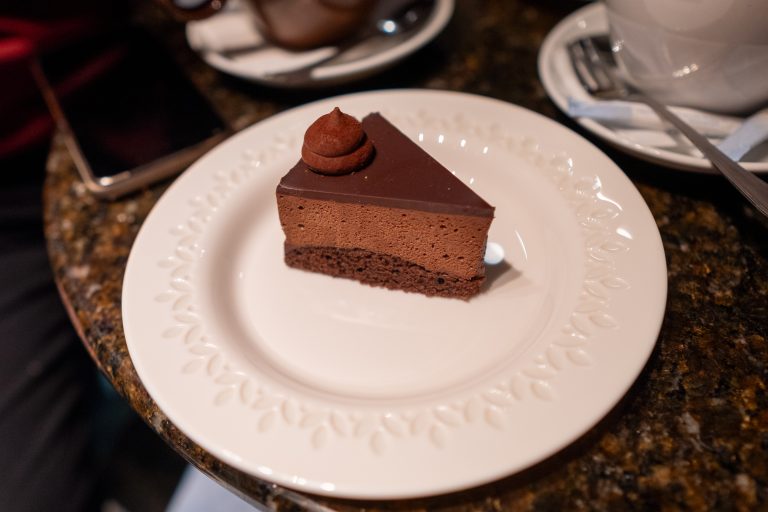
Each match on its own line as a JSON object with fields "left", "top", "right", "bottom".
{"left": 538, "top": 3, "right": 768, "bottom": 173}
{"left": 123, "top": 89, "right": 667, "bottom": 499}
{"left": 185, "top": 0, "right": 453, "bottom": 87}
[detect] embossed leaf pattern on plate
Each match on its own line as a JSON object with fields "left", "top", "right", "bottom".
{"left": 153, "top": 111, "right": 628, "bottom": 452}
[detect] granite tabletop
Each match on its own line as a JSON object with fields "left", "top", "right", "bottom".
{"left": 43, "top": 0, "right": 768, "bottom": 510}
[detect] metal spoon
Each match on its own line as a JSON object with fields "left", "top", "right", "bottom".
{"left": 254, "top": 0, "right": 435, "bottom": 84}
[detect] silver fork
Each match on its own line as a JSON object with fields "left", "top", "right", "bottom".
{"left": 567, "top": 36, "right": 768, "bottom": 218}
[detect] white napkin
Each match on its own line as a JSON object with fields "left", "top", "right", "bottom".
{"left": 186, "top": 9, "right": 264, "bottom": 53}
{"left": 718, "top": 109, "right": 768, "bottom": 160}
{"left": 567, "top": 97, "right": 768, "bottom": 161}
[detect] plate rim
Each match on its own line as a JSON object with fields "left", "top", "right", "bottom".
{"left": 123, "top": 89, "right": 668, "bottom": 499}
{"left": 537, "top": 2, "right": 768, "bottom": 174}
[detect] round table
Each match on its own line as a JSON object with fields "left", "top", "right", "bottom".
{"left": 43, "top": 1, "right": 768, "bottom": 509}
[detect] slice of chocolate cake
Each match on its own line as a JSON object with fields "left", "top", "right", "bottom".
{"left": 276, "top": 108, "right": 494, "bottom": 299}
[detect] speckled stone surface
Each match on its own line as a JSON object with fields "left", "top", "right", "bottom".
{"left": 43, "top": 1, "right": 768, "bottom": 510}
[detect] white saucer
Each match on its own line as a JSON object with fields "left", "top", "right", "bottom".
{"left": 123, "top": 90, "right": 667, "bottom": 499}
{"left": 185, "top": 0, "right": 453, "bottom": 87}
{"left": 538, "top": 3, "right": 768, "bottom": 173}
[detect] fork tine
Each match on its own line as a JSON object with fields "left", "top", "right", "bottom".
{"left": 566, "top": 41, "right": 600, "bottom": 94}
{"left": 567, "top": 39, "right": 768, "bottom": 218}
{"left": 578, "top": 37, "right": 618, "bottom": 92}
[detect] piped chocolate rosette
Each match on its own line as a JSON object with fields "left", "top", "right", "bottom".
{"left": 301, "top": 107, "right": 374, "bottom": 175}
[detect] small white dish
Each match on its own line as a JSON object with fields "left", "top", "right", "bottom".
{"left": 185, "top": 0, "right": 454, "bottom": 87}
{"left": 538, "top": 3, "right": 768, "bottom": 174}
{"left": 123, "top": 89, "right": 667, "bottom": 499}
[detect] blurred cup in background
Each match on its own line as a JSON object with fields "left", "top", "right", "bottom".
{"left": 604, "top": 0, "right": 768, "bottom": 114}
{"left": 161, "top": 0, "right": 378, "bottom": 49}
{"left": 248, "top": 0, "right": 378, "bottom": 50}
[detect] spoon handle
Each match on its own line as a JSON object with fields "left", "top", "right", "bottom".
{"left": 639, "top": 93, "right": 768, "bottom": 218}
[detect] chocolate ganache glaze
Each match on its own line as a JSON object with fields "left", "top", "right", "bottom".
{"left": 280, "top": 113, "right": 494, "bottom": 217}
{"left": 301, "top": 107, "right": 374, "bottom": 175}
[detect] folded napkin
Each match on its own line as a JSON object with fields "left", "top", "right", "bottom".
{"left": 567, "top": 97, "right": 768, "bottom": 161}
{"left": 186, "top": 8, "right": 264, "bottom": 53}
{"left": 718, "top": 109, "right": 768, "bottom": 160}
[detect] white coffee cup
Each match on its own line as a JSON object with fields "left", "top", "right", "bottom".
{"left": 604, "top": 0, "right": 768, "bottom": 114}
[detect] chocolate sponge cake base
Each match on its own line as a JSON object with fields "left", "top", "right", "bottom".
{"left": 285, "top": 244, "right": 485, "bottom": 300}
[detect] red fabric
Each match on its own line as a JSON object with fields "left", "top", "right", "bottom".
{"left": 0, "top": 15, "right": 103, "bottom": 158}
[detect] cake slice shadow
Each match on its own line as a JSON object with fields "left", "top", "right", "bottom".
{"left": 482, "top": 260, "right": 520, "bottom": 293}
